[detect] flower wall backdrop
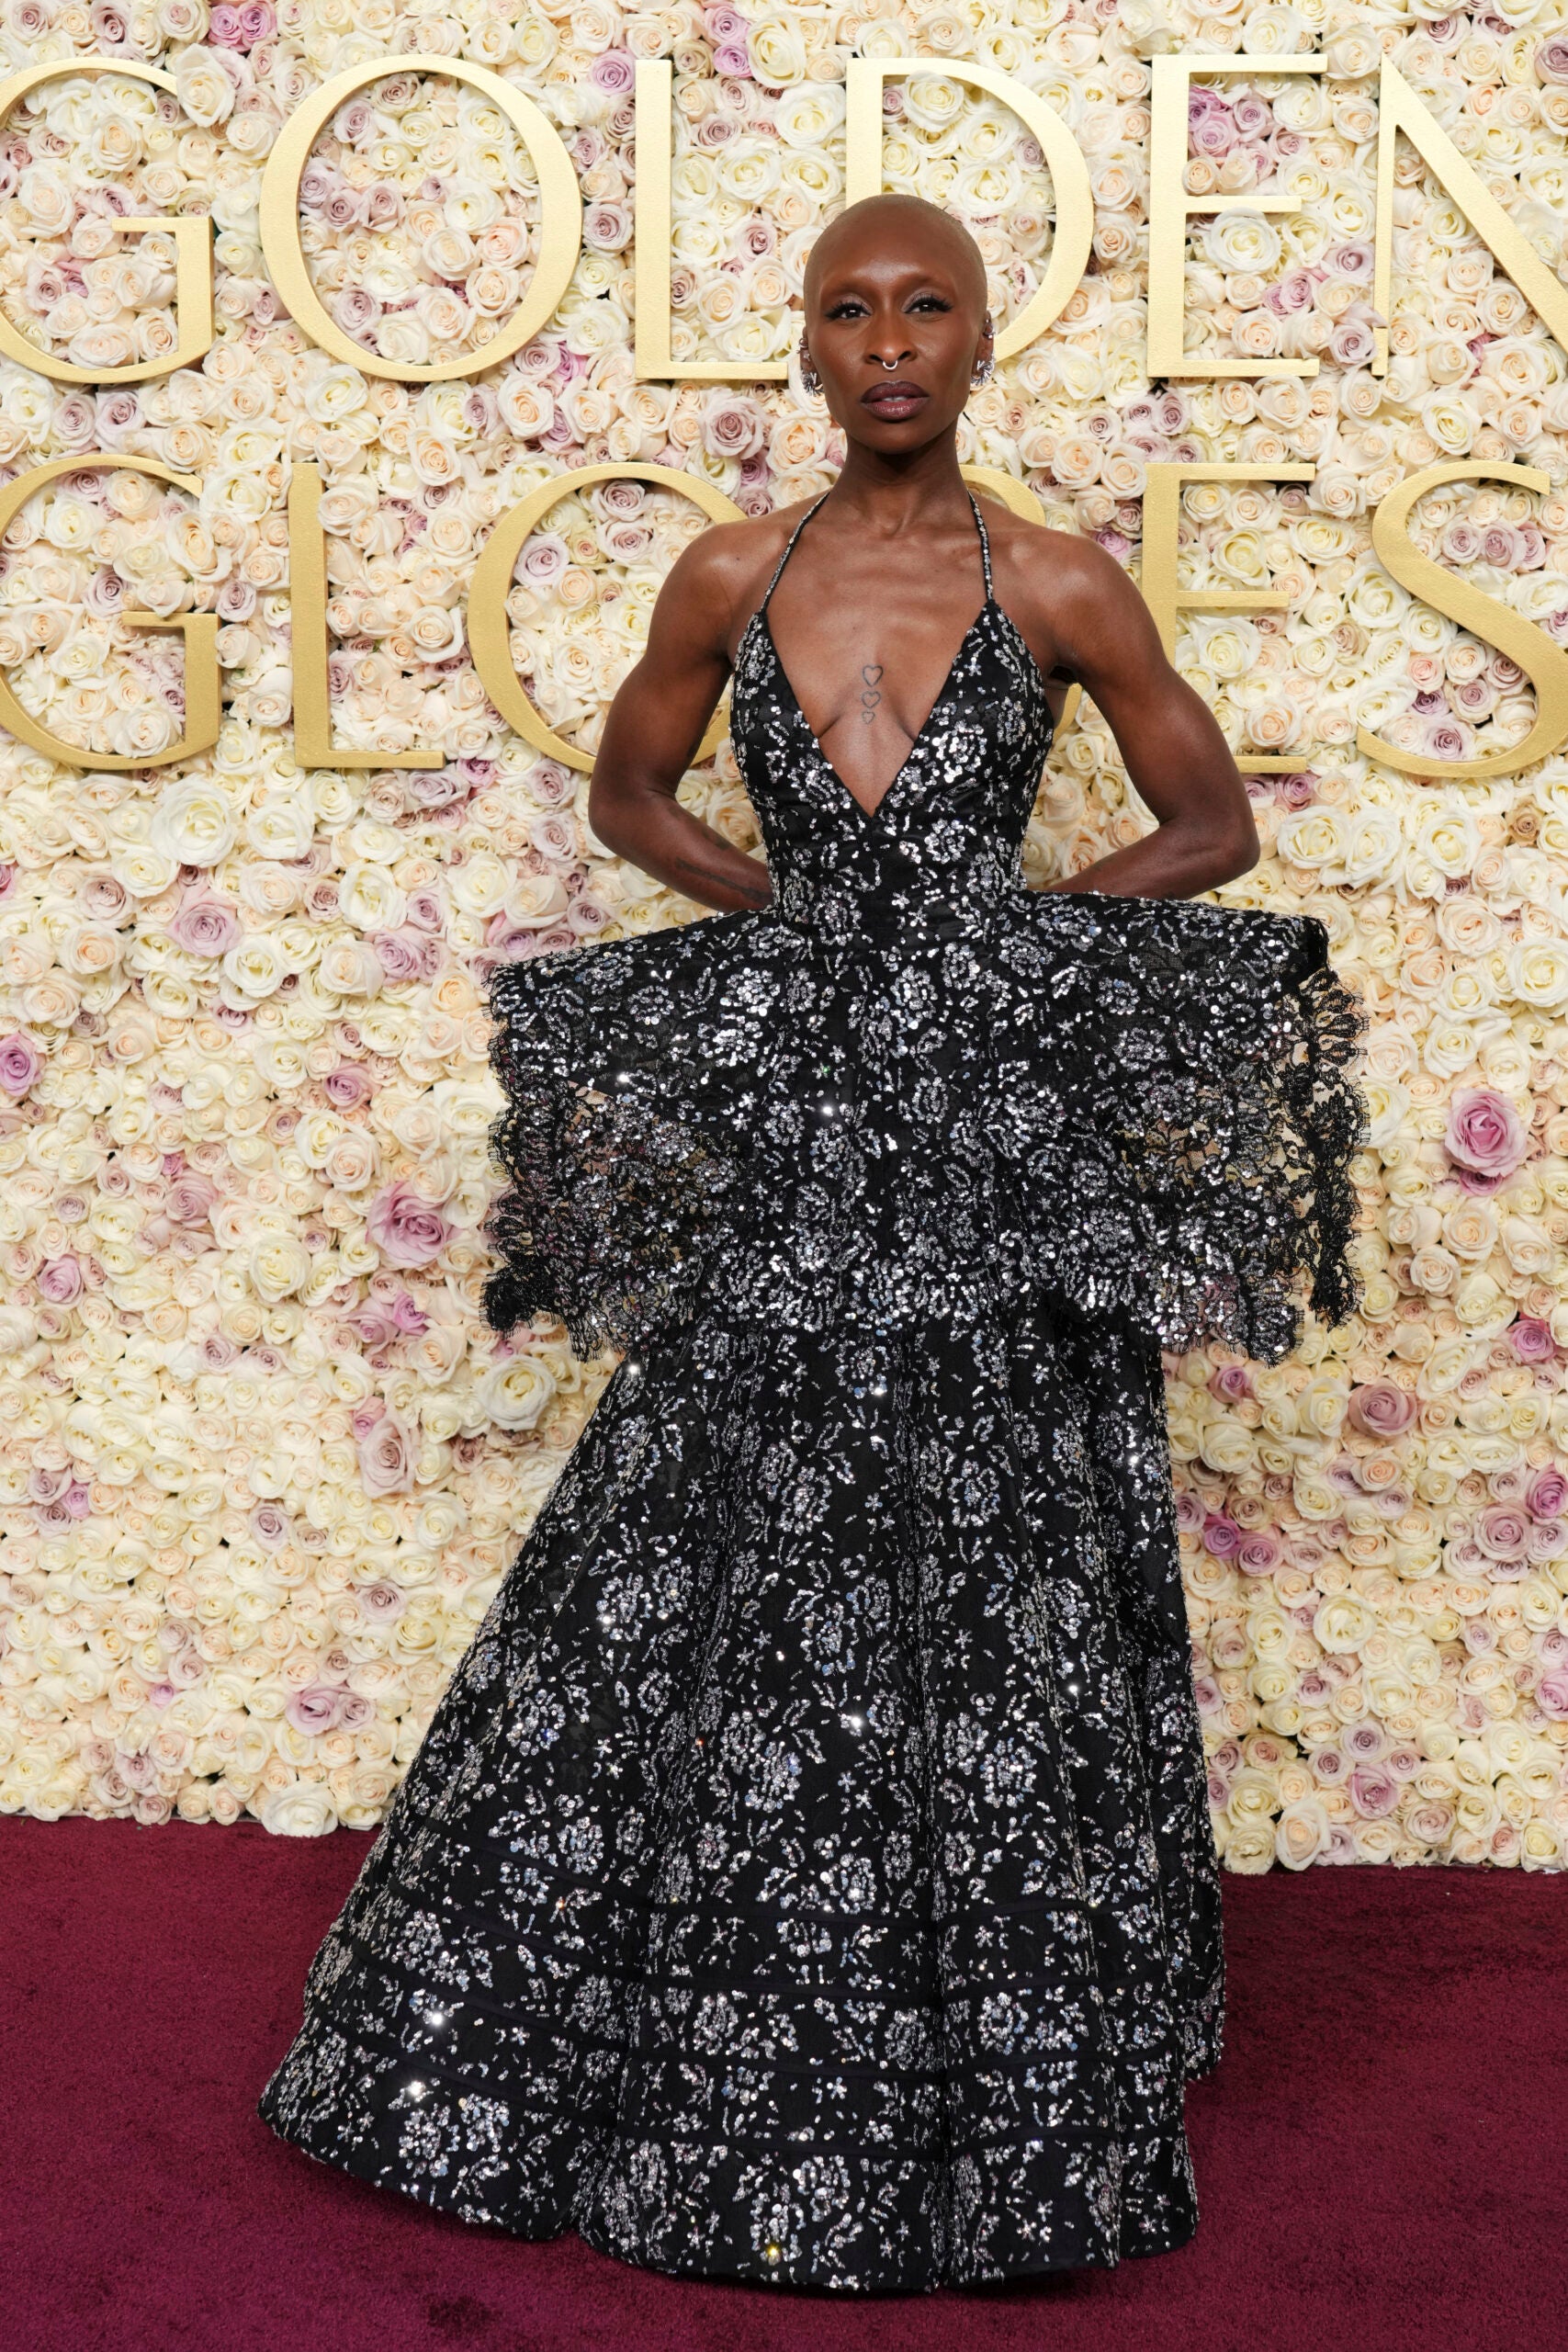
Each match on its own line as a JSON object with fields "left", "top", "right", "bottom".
{"left": 2, "top": 0, "right": 1568, "bottom": 1869}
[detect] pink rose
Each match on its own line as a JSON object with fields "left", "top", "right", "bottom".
{"left": 371, "top": 931, "right": 422, "bottom": 982}
{"left": 1476, "top": 1505, "right": 1529, "bottom": 1562}
{"left": 1348, "top": 1382, "right": 1417, "bottom": 1438}
{"left": 1527, "top": 1465, "right": 1568, "bottom": 1520}
{"left": 391, "top": 1292, "right": 428, "bottom": 1334}
{"left": 1207, "top": 1364, "right": 1252, "bottom": 1404}
{"left": 37, "top": 1255, "right": 83, "bottom": 1304}
{"left": 358, "top": 1412, "right": 414, "bottom": 1495}
{"left": 171, "top": 900, "right": 240, "bottom": 956}
{"left": 346, "top": 1304, "right": 398, "bottom": 1348}
{"left": 1236, "top": 1532, "right": 1280, "bottom": 1577}
{"left": 285, "top": 1685, "right": 344, "bottom": 1735}
{"left": 1510, "top": 1317, "right": 1556, "bottom": 1363}
{"left": 323, "top": 1064, "right": 370, "bottom": 1109}
{"left": 165, "top": 1175, "right": 216, "bottom": 1227}
{"left": 359, "top": 1581, "right": 407, "bottom": 1623}
{"left": 1348, "top": 1763, "right": 1399, "bottom": 1819}
{"left": 1533, "top": 1665, "right": 1568, "bottom": 1719}
{"left": 1201, "top": 1513, "right": 1242, "bottom": 1558}
{"left": 404, "top": 888, "right": 444, "bottom": 931}
{"left": 250, "top": 1502, "right": 290, "bottom": 1551}
{"left": 1444, "top": 1088, "right": 1528, "bottom": 1193}
{"left": 1189, "top": 88, "right": 1235, "bottom": 159}
{"left": 367, "top": 1182, "right": 452, "bottom": 1269}
{"left": 0, "top": 1033, "right": 41, "bottom": 1096}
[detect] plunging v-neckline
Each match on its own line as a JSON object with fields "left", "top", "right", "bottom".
{"left": 752, "top": 488, "right": 1000, "bottom": 826}
{"left": 761, "top": 602, "right": 991, "bottom": 826}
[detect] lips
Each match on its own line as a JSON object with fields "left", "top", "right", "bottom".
{"left": 861, "top": 380, "right": 928, "bottom": 419}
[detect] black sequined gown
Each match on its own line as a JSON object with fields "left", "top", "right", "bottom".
{"left": 260, "top": 496, "right": 1362, "bottom": 2291}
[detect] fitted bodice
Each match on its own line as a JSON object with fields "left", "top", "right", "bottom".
{"left": 728, "top": 494, "right": 1056, "bottom": 934}
{"left": 481, "top": 487, "right": 1362, "bottom": 1369}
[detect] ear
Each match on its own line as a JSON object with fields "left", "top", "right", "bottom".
{"left": 972, "top": 309, "right": 996, "bottom": 385}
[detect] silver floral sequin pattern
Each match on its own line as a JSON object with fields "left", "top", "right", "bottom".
{"left": 260, "top": 497, "right": 1363, "bottom": 2291}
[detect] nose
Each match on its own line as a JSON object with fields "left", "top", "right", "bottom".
{"left": 865, "top": 308, "right": 914, "bottom": 371}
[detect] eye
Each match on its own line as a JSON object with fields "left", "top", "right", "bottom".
{"left": 825, "top": 297, "right": 868, "bottom": 320}
{"left": 909, "top": 294, "right": 953, "bottom": 313}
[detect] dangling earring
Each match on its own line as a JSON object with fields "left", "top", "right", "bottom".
{"left": 797, "top": 335, "right": 822, "bottom": 398}
{"left": 971, "top": 312, "right": 995, "bottom": 387}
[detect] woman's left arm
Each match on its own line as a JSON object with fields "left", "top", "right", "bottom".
{"left": 1027, "top": 534, "right": 1260, "bottom": 899}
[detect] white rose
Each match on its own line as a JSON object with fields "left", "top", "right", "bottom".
{"left": 221, "top": 937, "right": 288, "bottom": 999}
{"left": 1509, "top": 939, "right": 1568, "bottom": 1009}
{"left": 1314, "top": 1595, "right": 1376, "bottom": 1653}
{"left": 245, "top": 798, "right": 314, "bottom": 859}
{"left": 1202, "top": 211, "right": 1283, "bottom": 274}
{"left": 250, "top": 1234, "right": 310, "bottom": 1301}
{"left": 773, "top": 81, "right": 848, "bottom": 150}
{"left": 476, "top": 1356, "right": 558, "bottom": 1430}
{"left": 338, "top": 864, "right": 407, "bottom": 933}
{"left": 152, "top": 782, "right": 238, "bottom": 867}
{"left": 261, "top": 1783, "right": 340, "bottom": 1836}
{"left": 176, "top": 50, "right": 238, "bottom": 128}
{"left": 448, "top": 851, "right": 511, "bottom": 917}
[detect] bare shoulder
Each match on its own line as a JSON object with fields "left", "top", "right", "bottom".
{"left": 660, "top": 498, "right": 818, "bottom": 648}
{"left": 976, "top": 495, "right": 1154, "bottom": 669}
{"left": 976, "top": 496, "right": 1128, "bottom": 601}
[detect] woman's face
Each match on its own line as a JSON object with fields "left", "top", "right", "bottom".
{"left": 804, "top": 216, "right": 990, "bottom": 458}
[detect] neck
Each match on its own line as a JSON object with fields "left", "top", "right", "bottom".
{"left": 827, "top": 428, "right": 971, "bottom": 533}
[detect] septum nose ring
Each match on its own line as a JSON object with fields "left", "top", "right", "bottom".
{"left": 874, "top": 356, "right": 902, "bottom": 370}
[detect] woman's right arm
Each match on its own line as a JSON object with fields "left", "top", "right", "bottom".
{"left": 587, "top": 531, "right": 774, "bottom": 913}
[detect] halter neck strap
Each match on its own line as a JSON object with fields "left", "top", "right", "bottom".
{"left": 759, "top": 489, "right": 994, "bottom": 607}
{"left": 759, "top": 493, "right": 831, "bottom": 610}
{"left": 966, "top": 491, "right": 994, "bottom": 596}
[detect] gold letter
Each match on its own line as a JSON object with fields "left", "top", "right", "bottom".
{"left": 288, "top": 465, "right": 441, "bottom": 769}
{"left": 0, "top": 62, "right": 212, "bottom": 385}
{"left": 1372, "top": 60, "right": 1568, "bottom": 379}
{"left": 0, "top": 457, "right": 218, "bottom": 768}
{"left": 1147, "top": 56, "right": 1325, "bottom": 381}
{"left": 1143, "top": 461, "right": 1315, "bottom": 773}
{"left": 260, "top": 57, "right": 581, "bottom": 382}
{"left": 468, "top": 463, "right": 743, "bottom": 772}
{"left": 844, "top": 61, "right": 1093, "bottom": 364}
{"left": 635, "top": 62, "right": 786, "bottom": 381}
{"left": 1358, "top": 462, "right": 1568, "bottom": 779}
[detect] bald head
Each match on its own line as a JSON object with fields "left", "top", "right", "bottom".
{"left": 805, "top": 194, "right": 988, "bottom": 318}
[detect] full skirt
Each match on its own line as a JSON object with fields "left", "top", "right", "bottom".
{"left": 259, "top": 1288, "right": 1223, "bottom": 2292}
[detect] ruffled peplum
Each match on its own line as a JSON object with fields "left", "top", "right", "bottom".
{"left": 483, "top": 886, "right": 1363, "bottom": 1368}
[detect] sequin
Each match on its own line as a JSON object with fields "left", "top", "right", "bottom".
{"left": 259, "top": 495, "right": 1363, "bottom": 2292}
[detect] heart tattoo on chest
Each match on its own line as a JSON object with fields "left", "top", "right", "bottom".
{"left": 859, "top": 663, "right": 884, "bottom": 726}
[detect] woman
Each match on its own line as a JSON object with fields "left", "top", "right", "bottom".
{"left": 261, "top": 195, "right": 1362, "bottom": 2291}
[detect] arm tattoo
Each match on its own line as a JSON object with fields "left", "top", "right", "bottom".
{"left": 673, "top": 853, "right": 772, "bottom": 908}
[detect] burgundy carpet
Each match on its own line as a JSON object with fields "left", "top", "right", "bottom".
{"left": 2, "top": 1820, "right": 1561, "bottom": 2352}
